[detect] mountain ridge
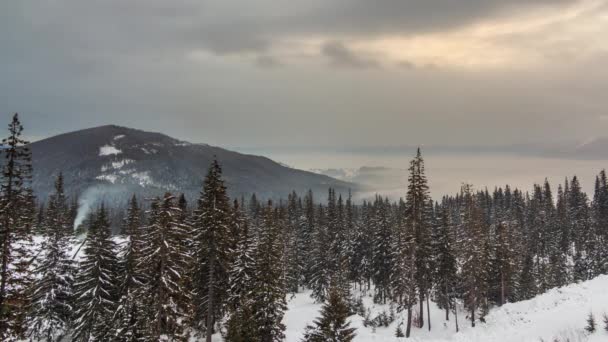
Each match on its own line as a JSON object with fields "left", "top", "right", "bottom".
{"left": 29, "top": 125, "right": 357, "bottom": 204}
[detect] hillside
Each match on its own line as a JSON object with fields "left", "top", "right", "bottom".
{"left": 29, "top": 125, "right": 356, "bottom": 203}
{"left": 282, "top": 275, "right": 608, "bottom": 342}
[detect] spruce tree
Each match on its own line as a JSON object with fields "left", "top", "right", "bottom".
{"left": 225, "top": 201, "right": 257, "bottom": 341}
{"left": 433, "top": 203, "right": 457, "bottom": 319}
{"left": 192, "top": 159, "right": 232, "bottom": 340}
{"left": 29, "top": 173, "right": 75, "bottom": 341}
{"left": 459, "top": 184, "right": 489, "bottom": 327}
{"left": 391, "top": 198, "right": 416, "bottom": 337}
{"left": 0, "top": 113, "right": 35, "bottom": 339}
{"left": 309, "top": 203, "right": 331, "bottom": 302}
{"left": 371, "top": 197, "right": 394, "bottom": 304}
{"left": 405, "top": 148, "right": 433, "bottom": 328}
{"left": 139, "top": 193, "right": 192, "bottom": 340}
{"left": 250, "top": 201, "right": 287, "bottom": 341}
{"left": 114, "top": 195, "right": 146, "bottom": 341}
{"left": 72, "top": 205, "right": 119, "bottom": 341}
{"left": 302, "top": 280, "right": 356, "bottom": 342}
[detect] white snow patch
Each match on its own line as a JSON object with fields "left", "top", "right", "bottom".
{"left": 99, "top": 145, "right": 122, "bottom": 156}
{"left": 131, "top": 171, "right": 153, "bottom": 186}
{"left": 100, "top": 159, "right": 134, "bottom": 172}
{"left": 95, "top": 174, "right": 118, "bottom": 184}
{"left": 282, "top": 276, "right": 608, "bottom": 342}
{"left": 113, "top": 134, "right": 126, "bottom": 140}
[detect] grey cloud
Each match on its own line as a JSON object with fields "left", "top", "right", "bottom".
{"left": 254, "top": 55, "right": 283, "bottom": 68}
{"left": 322, "top": 41, "right": 379, "bottom": 69}
{"left": 398, "top": 60, "right": 416, "bottom": 69}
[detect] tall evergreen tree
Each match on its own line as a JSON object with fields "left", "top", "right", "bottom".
{"left": 433, "top": 203, "right": 457, "bottom": 319}
{"left": 114, "top": 195, "right": 146, "bottom": 341}
{"left": 251, "top": 201, "right": 287, "bottom": 342}
{"left": 391, "top": 198, "right": 417, "bottom": 338}
{"left": 72, "top": 205, "right": 119, "bottom": 341}
{"left": 459, "top": 185, "right": 489, "bottom": 327}
{"left": 0, "top": 113, "right": 35, "bottom": 340}
{"left": 405, "top": 148, "right": 433, "bottom": 328}
{"left": 225, "top": 201, "right": 257, "bottom": 341}
{"left": 192, "top": 159, "right": 232, "bottom": 340}
{"left": 29, "top": 173, "right": 75, "bottom": 341}
{"left": 139, "top": 193, "right": 192, "bottom": 340}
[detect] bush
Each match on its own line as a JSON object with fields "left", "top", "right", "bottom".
{"left": 585, "top": 312, "right": 596, "bottom": 333}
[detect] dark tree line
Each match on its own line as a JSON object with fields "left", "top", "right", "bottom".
{"left": 1, "top": 113, "right": 607, "bottom": 341}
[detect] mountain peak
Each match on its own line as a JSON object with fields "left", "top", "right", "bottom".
{"left": 29, "top": 125, "right": 355, "bottom": 203}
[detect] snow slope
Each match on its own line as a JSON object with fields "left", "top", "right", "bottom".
{"left": 285, "top": 275, "right": 608, "bottom": 342}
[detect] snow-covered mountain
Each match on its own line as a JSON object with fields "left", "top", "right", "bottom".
{"left": 30, "top": 125, "right": 356, "bottom": 204}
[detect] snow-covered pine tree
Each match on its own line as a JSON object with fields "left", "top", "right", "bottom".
{"left": 114, "top": 195, "right": 146, "bottom": 341}
{"left": 371, "top": 196, "right": 394, "bottom": 304}
{"left": 350, "top": 201, "right": 373, "bottom": 291}
{"left": 568, "top": 176, "right": 592, "bottom": 281}
{"left": 325, "top": 189, "right": 351, "bottom": 302}
{"left": 192, "top": 159, "right": 232, "bottom": 341}
{"left": 459, "top": 184, "right": 489, "bottom": 328}
{"left": 302, "top": 279, "right": 356, "bottom": 342}
{"left": 391, "top": 198, "right": 417, "bottom": 338}
{"left": 284, "top": 192, "right": 302, "bottom": 294}
{"left": 251, "top": 201, "right": 287, "bottom": 342}
{"left": 433, "top": 203, "right": 457, "bottom": 319}
{"left": 490, "top": 222, "right": 515, "bottom": 306}
{"left": 309, "top": 203, "right": 331, "bottom": 302}
{"left": 29, "top": 173, "right": 75, "bottom": 341}
{"left": 139, "top": 193, "right": 193, "bottom": 340}
{"left": 72, "top": 204, "right": 119, "bottom": 341}
{"left": 225, "top": 200, "right": 257, "bottom": 341}
{"left": 0, "top": 113, "right": 35, "bottom": 340}
{"left": 300, "top": 190, "right": 316, "bottom": 288}
{"left": 405, "top": 147, "right": 433, "bottom": 328}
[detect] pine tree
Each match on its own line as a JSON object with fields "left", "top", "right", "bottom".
{"left": 405, "top": 148, "right": 433, "bottom": 328}
{"left": 585, "top": 312, "right": 596, "bottom": 333}
{"left": 192, "top": 159, "right": 232, "bottom": 340}
{"left": 0, "top": 113, "right": 35, "bottom": 340}
{"left": 459, "top": 185, "right": 489, "bottom": 328}
{"left": 72, "top": 205, "right": 119, "bottom": 341}
{"left": 371, "top": 197, "right": 393, "bottom": 304}
{"left": 302, "top": 280, "right": 356, "bottom": 342}
{"left": 114, "top": 195, "right": 146, "bottom": 341}
{"left": 391, "top": 198, "right": 416, "bottom": 338}
{"left": 225, "top": 201, "right": 257, "bottom": 342}
{"left": 139, "top": 193, "right": 192, "bottom": 340}
{"left": 433, "top": 203, "right": 457, "bottom": 318}
{"left": 309, "top": 204, "right": 331, "bottom": 302}
{"left": 29, "top": 173, "right": 75, "bottom": 341}
{"left": 251, "top": 201, "right": 287, "bottom": 342}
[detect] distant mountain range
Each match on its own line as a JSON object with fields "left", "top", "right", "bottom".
{"left": 29, "top": 125, "right": 356, "bottom": 205}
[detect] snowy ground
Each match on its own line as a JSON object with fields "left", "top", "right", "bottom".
{"left": 284, "top": 275, "right": 608, "bottom": 342}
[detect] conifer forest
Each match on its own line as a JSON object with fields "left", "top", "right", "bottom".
{"left": 1, "top": 113, "right": 608, "bottom": 341}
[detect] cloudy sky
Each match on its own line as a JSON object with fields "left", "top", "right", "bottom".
{"left": 2, "top": 0, "right": 608, "bottom": 150}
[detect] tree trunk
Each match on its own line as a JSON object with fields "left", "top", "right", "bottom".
{"left": 419, "top": 292, "right": 424, "bottom": 328}
{"left": 427, "top": 294, "right": 431, "bottom": 331}
{"left": 500, "top": 272, "right": 506, "bottom": 306}
{"left": 445, "top": 283, "right": 450, "bottom": 321}
{"left": 206, "top": 254, "right": 215, "bottom": 342}
{"left": 406, "top": 305, "right": 412, "bottom": 338}
{"left": 471, "top": 301, "right": 475, "bottom": 328}
{"left": 454, "top": 296, "right": 459, "bottom": 333}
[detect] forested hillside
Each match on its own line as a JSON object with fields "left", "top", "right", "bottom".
{"left": 1, "top": 114, "right": 607, "bottom": 341}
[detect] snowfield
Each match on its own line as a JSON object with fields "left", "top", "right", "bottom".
{"left": 282, "top": 275, "right": 608, "bottom": 342}
{"left": 99, "top": 144, "right": 122, "bottom": 156}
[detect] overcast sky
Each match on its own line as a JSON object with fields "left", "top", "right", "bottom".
{"left": 2, "top": 0, "right": 608, "bottom": 149}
